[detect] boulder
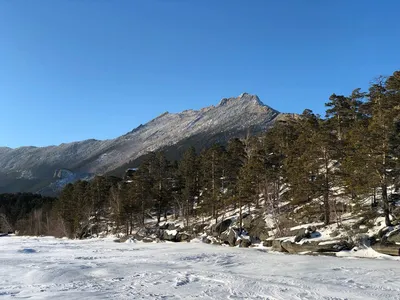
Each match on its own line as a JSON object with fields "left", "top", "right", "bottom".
{"left": 169, "top": 223, "right": 179, "bottom": 231}
{"left": 220, "top": 228, "right": 238, "bottom": 246}
{"left": 142, "top": 237, "right": 154, "bottom": 243}
{"left": 250, "top": 236, "right": 261, "bottom": 245}
{"left": 192, "top": 223, "right": 207, "bottom": 234}
{"left": 281, "top": 240, "right": 314, "bottom": 254}
{"left": 236, "top": 236, "right": 252, "bottom": 248}
{"left": 133, "top": 233, "right": 145, "bottom": 241}
{"left": 271, "top": 239, "right": 287, "bottom": 252}
{"left": 263, "top": 240, "right": 273, "bottom": 247}
{"left": 242, "top": 213, "right": 252, "bottom": 228}
{"left": 212, "top": 218, "right": 233, "bottom": 236}
{"left": 162, "top": 229, "right": 178, "bottom": 241}
{"left": 202, "top": 236, "right": 212, "bottom": 244}
{"left": 159, "top": 222, "right": 176, "bottom": 230}
{"left": 350, "top": 234, "right": 371, "bottom": 247}
{"left": 387, "top": 228, "right": 400, "bottom": 243}
{"left": 281, "top": 239, "right": 352, "bottom": 254}
{"left": 372, "top": 243, "right": 400, "bottom": 256}
{"left": 246, "top": 216, "right": 269, "bottom": 241}
{"left": 378, "top": 226, "right": 391, "bottom": 239}
{"left": 176, "top": 232, "right": 190, "bottom": 242}
{"left": 294, "top": 228, "right": 309, "bottom": 243}
{"left": 316, "top": 240, "right": 353, "bottom": 252}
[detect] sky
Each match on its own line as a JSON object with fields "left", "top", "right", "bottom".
{"left": 0, "top": 0, "right": 399, "bottom": 148}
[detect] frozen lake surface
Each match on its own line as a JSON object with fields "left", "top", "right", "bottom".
{"left": 1, "top": 236, "right": 400, "bottom": 299}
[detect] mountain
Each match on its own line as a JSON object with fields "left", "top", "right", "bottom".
{"left": 0, "top": 93, "right": 280, "bottom": 194}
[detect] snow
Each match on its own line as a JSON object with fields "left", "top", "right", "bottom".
{"left": 318, "top": 240, "right": 342, "bottom": 246}
{"left": 337, "top": 246, "right": 400, "bottom": 260}
{"left": 165, "top": 229, "right": 178, "bottom": 236}
{"left": 1, "top": 236, "right": 400, "bottom": 299}
{"left": 290, "top": 222, "right": 325, "bottom": 231}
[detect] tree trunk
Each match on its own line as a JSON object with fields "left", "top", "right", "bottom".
{"left": 323, "top": 151, "right": 330, "bottom": 225}
{"left": 239, "top": 195, "right": 243, "bottom": 234}
{"left": 323, "top": 189, "right": 330, "bottom": 225}
{"left": 382, "top": 184, "right": 392, "bottom": 226}
{"left": 157, "top": 200, "right": 161, "bottom": 224}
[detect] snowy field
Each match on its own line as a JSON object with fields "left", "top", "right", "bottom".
{"left": 1, "top": 236, "right": 400, "bottom": 299}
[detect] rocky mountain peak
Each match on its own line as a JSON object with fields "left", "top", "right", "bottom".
{"left": 218, "top": 93, "right": 265, "bottom": 107}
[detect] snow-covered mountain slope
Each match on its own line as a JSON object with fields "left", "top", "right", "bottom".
{"left": 0, "top": 93, "right": 280, "bottom": 193}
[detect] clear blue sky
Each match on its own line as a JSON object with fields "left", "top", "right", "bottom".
{"left": 1, "top": 0, "right": 399, "bottom": 148}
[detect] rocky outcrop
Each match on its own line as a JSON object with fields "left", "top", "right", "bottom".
{"left": 271, "top": 239, "right": 287, "bottom": 252}
{"left": 220, "top": 228, "right": 238, "bottom": 246}
{"left": 176, "top": 232, "right": 190, "bottom": 242}
{"left": 236, "top": 236, "right": 252, "bottom": 248}
{"left": 162, "top": 230, "right": 178, "bottom": 241}
{"left": 242, "top": 214, "right": 270, "bottom": 241}
{"left": 212, "top": 219, "right": 233, "bottom": 236}
{"left": 207, "top": 214, "right": 273, "bottom": 247}
{"left": 372, "top": 226, "right": 400, "bottom": 256}
{"left": 372, "top": 243, "right": 400, "bottom": 256}
{"left": 271, "top": 238, "right": 353, "bottom": 254}
{"left": 386, "top": 228, "right": 400, "bottom": 243}
{"left": 159, "top": 222, "right": 174, "bottom": 229}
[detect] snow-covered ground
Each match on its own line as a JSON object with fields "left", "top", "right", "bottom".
{"left": 1, "top": 236, "right": 400, "bottom": 299}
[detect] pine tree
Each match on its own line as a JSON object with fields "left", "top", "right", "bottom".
{"left": 199, "top": 144, "right": 227, "bottom": 222}
{"left": 148, "top": 152, "right": 172, "bottom": 224}
{"left": 284, "top": 110, "right": 338, "bottom": 225}
{"left": 178, "top": 146, "right": 199, "bottom": 226}
{"left": 236, "top": 136, "right": 264, "bottom": 231}
{"left": 362, "top": 76, "right": 399, "bottom": 226}
{"left": 226, "top": 138, "right": 246, "bottom": 206}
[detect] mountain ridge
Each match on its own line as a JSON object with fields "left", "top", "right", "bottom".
{"left": 0, "top": 93, "right": 281, "bottom": 194}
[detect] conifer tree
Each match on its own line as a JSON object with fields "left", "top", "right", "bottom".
{"left": 178, "top": 146, "right": 199, "bottom": 225}
{"left": 199, "top": 144, "right": 227, "bottom": 222}
{"left": 362, "top": 76, "right": 399, "bottom": 225}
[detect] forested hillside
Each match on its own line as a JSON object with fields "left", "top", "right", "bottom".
{"left": 2, "top": 71, "right": 399, "bottom": 251}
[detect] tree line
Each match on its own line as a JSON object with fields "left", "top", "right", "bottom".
{"left": 2, "top": 71, "right": 399, "bottom": 238}
{"left": 0, "top": 193, "right": 58, "bottom": 235}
